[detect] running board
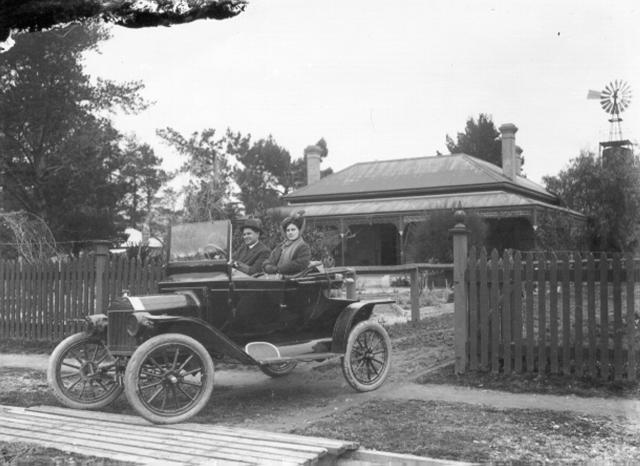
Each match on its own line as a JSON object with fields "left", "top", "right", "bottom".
{"left": 259, "top": 352, "right": 340, "bottom": 364}
{"left": 245, "top": 338, "right": 336, "bottom": 365}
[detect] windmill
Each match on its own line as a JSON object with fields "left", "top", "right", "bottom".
{"left": 587, "top": 80, "right": 633, "bottom": 161}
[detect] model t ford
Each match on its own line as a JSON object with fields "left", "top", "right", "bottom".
{"left": 47, "top": 220, "right": 392, "bottom": 424}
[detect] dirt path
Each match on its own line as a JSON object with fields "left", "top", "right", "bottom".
{"left": 3, "top": 309, "right": 639, "bottom": 434}
{"left": 8, "top": 352, "right": 636, "bottom": 432}
{"left": 384, "top": 381, "right": 640, "bottom": 427}
{"left": 208, "top": 369, "right": 640, "bottom": 433}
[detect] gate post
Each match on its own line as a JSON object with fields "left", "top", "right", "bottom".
{"left": 450, "top": 208, "right": 469, "bottom": 374}
{"left": 94, "top": 241, "right": 111, "bottom": 314}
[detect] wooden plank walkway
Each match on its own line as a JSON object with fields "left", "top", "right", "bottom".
{"left": 0, "top": 405, "right": 358, "bottom": 465}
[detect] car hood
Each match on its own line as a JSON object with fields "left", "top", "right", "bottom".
{"left": 124, "top": 293, "right": 200, "bottom": 314}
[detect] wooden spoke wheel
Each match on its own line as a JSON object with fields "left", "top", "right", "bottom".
{"left": 124, "top": 333, "right": 214, "bottom": 424}
{"left": 47, "top": 332, "right": 124, "bottom": 409}
{"left": 342, "top": 321, "right": 391, "bottom": 392}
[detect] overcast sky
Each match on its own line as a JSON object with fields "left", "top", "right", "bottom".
{"left": 83, "top": 0, "right": 640, "bottom": 184}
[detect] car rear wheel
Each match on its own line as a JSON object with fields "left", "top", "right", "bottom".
{"left": 124, "top": 333, "right": 214, "bottom": 424}
{"left": 47, "top": 332, "right": 124, "bottom": 409}
{"left": 342, "top": 321, "right": 391, "bottom": 392}
{"left": 259, "top": 361, "right": 298, "bottom": 377}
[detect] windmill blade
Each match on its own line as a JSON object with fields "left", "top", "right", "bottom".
{"left": 603, "top": 84, "right": 614, "bottom": 96}
{"left": 601, "top": 100, "right": 613, "bottom": 113}
{"left": 587, "top": 89, "right": 602, "bottom": 99}
{"left": 620, "top": 80, "right": 631, "bottom": 93}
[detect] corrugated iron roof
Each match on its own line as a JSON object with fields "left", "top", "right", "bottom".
{"left": 277, "top": 191, "right": 585, "bottom": 220}
{"left": 285, "top": 154, "right": 554, "bottom": 202}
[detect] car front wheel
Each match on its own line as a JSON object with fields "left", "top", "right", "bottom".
{"left": 47, "top": 332, "right": 124, "bottom": 409}
{"left": 342, "top": 321, "right": 392, "bottom": 392}
{"left": 124, "top": 333, "right": 214, "bottom": 424}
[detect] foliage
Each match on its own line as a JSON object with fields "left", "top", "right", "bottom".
{"left": 230, "top": 134, "right": 332, "bottom": 215}
{"left": 158, "top": 128, "right": 336, "bottom": 258}
{"left": 290, "top": 138, "right": 333, "bottom": 189}
{"left": 157, "top": 127, "right": 239, "bottom": 222}
{"left": 148, "top": 186, "right": 183, "bottom": 233}
{"left": 534, "top": 210, "right": 587, "bottom": 252}
{"left": 543, "top": 150, "right": 640, "bottom": 252}
{"left": 0, "top": 25, "right": 152, "bottom": 252}
{"left": 119, "top": 136, "right": 169, "bottom": 227}
{"left": 230, "top": 134, "right": 292, "bottom": 215}
{"left": 406, "top": 210, "right": 488, "bottom": 263}
{"left": 446, "top": 113, "right": 503, "bottom": 167}
{"left": 0, "top": 0, "right": 247, "bottom": 52}
{"left": 303, "top": 223, "right": 341, "bottom": 265}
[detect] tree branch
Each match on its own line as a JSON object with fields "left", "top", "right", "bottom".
{"left": 0, "top": 0, "right": 248, "bottom": 52}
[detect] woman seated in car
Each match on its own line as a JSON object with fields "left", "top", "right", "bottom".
{"left": 262, "top": 211, "right": 311, "bottom": 276}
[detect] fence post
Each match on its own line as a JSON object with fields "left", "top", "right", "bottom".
{"left": 410, "top": 267, "right": 420, "bottom": 323}
{"left": 450, "top": 208, "right": 469, "bottom": 374}
{"left": 94, "top": 241, "right": 111, "bottom": 314}
{"left": 345, "top": 270, "right": 357, "bottom": 300}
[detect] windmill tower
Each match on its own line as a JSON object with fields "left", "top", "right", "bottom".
{"left": 587, "top": 80, "right": 633, "bottom": 165}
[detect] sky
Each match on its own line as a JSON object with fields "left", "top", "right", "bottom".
{"left": 83, "top": 0, "right": 640, "bottom": 185}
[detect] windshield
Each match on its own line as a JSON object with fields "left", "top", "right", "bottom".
{"left": 169, "top": 220, "right": 231, "bottom": 262}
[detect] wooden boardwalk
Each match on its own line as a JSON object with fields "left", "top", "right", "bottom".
{"left": 0, "top": 405, "right": 358, "bottom": 465}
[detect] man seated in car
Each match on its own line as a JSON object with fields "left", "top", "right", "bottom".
{"left": 232, "top": 218, "right": 270, "bottom": 275}
{"left": 262, "top": 212, "right": 311, "bottom": 276}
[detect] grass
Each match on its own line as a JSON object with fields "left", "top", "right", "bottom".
{"left": 293, "top": 399, "right": 640, "bottom": 463}
{"left": 0, "top": 338, "right": 58, "bottom": 354}
{"left": 417, "top": 363, "right": 640, "bottom": 399}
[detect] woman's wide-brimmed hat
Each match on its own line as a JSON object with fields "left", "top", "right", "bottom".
{"left": 281, "top": 210, "right": 305, "bottom": 232}
{"left": 242, "top": 218, "right": 263, "bottom": 234}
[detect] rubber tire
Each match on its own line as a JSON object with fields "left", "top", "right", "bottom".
{"left": 259, "top": 361, "right": 298, "bottom": 378}
{"left": 124, "top": 333, "right": 215, "bottom": 424}
{"left": 47, "top": 332, "right": 124, "bottom": 410}
{"left": 342, "top": 320, "right": 392, "bottom": 392}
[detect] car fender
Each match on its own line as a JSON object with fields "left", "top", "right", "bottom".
{"left": 153, "top": 316, "right": 256, "bottom": 365}
{"left": 331, "top": 299, "right": 394, "bottom": 353}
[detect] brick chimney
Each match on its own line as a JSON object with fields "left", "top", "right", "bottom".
{"left": 499, "top": 123, "right": 518, "bottom": 181}
{"left": 304, "top": 144, "right": 322, "bottom": 185}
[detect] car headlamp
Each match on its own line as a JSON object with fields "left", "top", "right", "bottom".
{"left": 85, "top": 314, "right": 108, "bottom": 335}
{"left": 126, "top": 312, "right": 153, "bottom": 337}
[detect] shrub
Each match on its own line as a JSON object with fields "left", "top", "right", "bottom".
{"left": 406, "top": 210, "right": 487, "bottom": 263}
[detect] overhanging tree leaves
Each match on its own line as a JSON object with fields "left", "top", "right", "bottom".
{"left": 0, "top": 25, "right": 149, "bottom": 249}
{"left": 446, "top": 113, "right": 503, "bottom": 167}
{"left": 543, "top": 150, "right": 640, "bottom": 252}
{"left": 0, "top": 0, "right": 247, "bottom": 52}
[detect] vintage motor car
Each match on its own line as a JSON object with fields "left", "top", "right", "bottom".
{"left": 47, "top": 220, "right": 393, "bottom": 424}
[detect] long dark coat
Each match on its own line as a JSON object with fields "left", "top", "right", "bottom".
{"left": 234, "top": 241, "right": 270, "bottom": 275}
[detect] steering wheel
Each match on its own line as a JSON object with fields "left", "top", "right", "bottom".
{"left": 203, "top": 243, "right": 227, "bottom": 260}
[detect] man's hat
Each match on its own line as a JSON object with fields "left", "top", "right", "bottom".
{"left": 242, "top": 218, "right": 263, "bottom": 234}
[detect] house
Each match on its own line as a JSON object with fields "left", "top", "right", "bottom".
{"left": 277, "top": 124, "right": 585, "bottom": 266}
